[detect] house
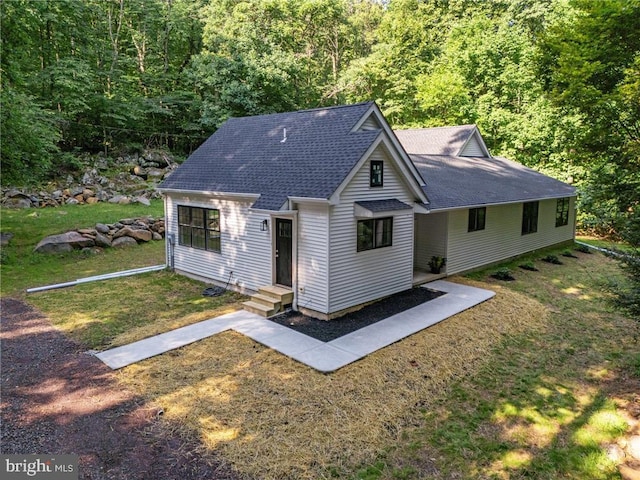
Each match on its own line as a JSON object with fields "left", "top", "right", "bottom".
{"left": 158, "top": 102, "right": 576, "bottom": 319}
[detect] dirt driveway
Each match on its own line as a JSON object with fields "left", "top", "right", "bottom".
{"left": 0, "top": 297, "right": 240, "bottom": 480}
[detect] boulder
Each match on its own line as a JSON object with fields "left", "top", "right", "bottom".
{"left": 95, "top": 223, "right": 110, "bottom": 234}
{"left": 112, "top": 236, "right": 138, "bottom": 248}
{"left": 1, "top": 232, "right": 14, "bottom": 246}
{"left": 34, "top": 231, "right": 95, "bottom": 254}
{"left": 94, "top": 232, "right": 112, "bottom": 248}
{"left": 3, "top": 191, "right": 32, "bottom": 209}
{"left": 629, "top": 436, "right": 640, "bottom": 461}
{"left": 114, "top": 226, "right": 152, "bottom": 242}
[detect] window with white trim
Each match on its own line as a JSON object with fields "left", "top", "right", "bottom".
{"left": 178, "top": 205, "right": 221, "bottom": 252}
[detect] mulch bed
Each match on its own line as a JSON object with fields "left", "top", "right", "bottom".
{"left": 268, "top": 287, "right": 445, "bottom": 342}
{"left": 0, "top": 297, "right": 239, "bottom": 480}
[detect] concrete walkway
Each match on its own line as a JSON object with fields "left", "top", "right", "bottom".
{"left": 96, "top": 280, "right": 495, "bottom": 373}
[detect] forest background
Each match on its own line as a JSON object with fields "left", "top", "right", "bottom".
{"left": 1, "top": 0, "right": 638, "bottom": 241}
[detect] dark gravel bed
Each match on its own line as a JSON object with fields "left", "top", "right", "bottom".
{"left": 269, "top": 287, "right": 445, "bottom": 342}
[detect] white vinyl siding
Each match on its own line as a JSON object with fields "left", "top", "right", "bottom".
{"left": 328, "top": 145, "right": 415, "bottom": 313}
{"left": 460, "top": 133, "right": 486, "bottom": 157}
{"left": 165, "top": 193, "right": 271, "bottom": 292}
{"left": 445, "top": 197, "right": 576, "bottom": 274}
{"left": 296, "top": 203, "right": 330, "bottom": 314}
{"left": 414, "top": 212, "right": 448, "bottom": 271}
{"left": 359, "top": 114, "right": 382, "bottom": 131}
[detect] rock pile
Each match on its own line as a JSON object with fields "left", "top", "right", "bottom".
{"left": 34, "top": 217, "right": 165, "bottom": 254}
{"left": 2, "top": 149, "right": 178, "bottom": 209}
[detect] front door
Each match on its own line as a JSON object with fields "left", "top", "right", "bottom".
{"left": 275, "top": 218, "right": 292, "bottom": 287}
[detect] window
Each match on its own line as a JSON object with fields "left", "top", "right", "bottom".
{"left": 521, "top": 201, "right": 539, "bottom": 235}
{"left": 556, "top": 197, "right": 570, "bottom": 227}
{"left": 357, "top": 217, "right": 393, "bottom": 251}
{"left": 370, "top": 160, "right": 383, "bottom": 187}
{"left": 178, "top": 205, "right": 221, "bottom": 252}
{"left": 468, "top": 207, "right": 486, "bottom": 232}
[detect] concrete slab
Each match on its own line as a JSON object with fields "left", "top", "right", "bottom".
{"left": 95, "top": 280, "right": 494, "bottom": 372}
{"left": 288, "top": 344, "right": 362, "bottom": 373}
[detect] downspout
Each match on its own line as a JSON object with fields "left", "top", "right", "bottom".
{"left": 164, "top": 195, "right": 175, "bottom": 271}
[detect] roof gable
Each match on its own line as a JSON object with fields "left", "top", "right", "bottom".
{"left": 395, "top": 125, "right": 490, "bottom": 157}
{"left": 160, "top": 102, "right": 428, "bottom": 209}
{"left": 159, "top": 102, "right": 382, "bottom": 210}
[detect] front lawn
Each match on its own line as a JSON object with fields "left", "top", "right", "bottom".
{"left": 2, "top": 206, "right": 636, "bottom": 480}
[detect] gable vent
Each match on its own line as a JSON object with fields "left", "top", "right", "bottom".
{"left": 460, "top": 133, "right": 488, "bottom": 157}
{"left": 358, "top": 114, "right": 382, "bottom": 131}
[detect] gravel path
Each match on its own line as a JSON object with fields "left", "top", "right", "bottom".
{"left": 0, "top": 297, "right": 239, "bottom": 480}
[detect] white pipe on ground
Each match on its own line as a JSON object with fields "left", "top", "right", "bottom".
{"left": 26, "top": 264, "right": 166, "bottom": 293}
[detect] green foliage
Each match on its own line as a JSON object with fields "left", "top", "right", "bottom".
{"left": 491, "top": 267, "right": 516, "bottom": 281}
{"left": 1, "top": 0, "right": 638, "bottom": 247}
{"left": 0, "top": 201, "right": 164, "bottom": 296}
{"left": 0, "top": 87, "right": 61, "bottom": 184}
{"left": 542, "top": 254, "right": 563, "bottom": 265}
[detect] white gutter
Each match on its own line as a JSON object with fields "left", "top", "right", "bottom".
{"left": 427, "top": 194, "right": 578, "bottom": 213}
{"left": 26, "top": 265, "right": 166, "bottom": 293}
{"left": 158, "top": 188, "right": 260, "bottom": 201}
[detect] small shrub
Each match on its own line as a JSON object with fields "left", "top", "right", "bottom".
{"left": 428, "top": 256, "right": 446, "bottom": 274}
{"left": 491, "top": 268, "right": 515, "bottom": 281}
{"left": 562, "top": 250, "right": 578, "bottom": 258}
{"left": 519, "top": 262, "right": 538, "bottom": 271}
{"left": 542, "top": 255, "right": 563, "bottom": 265}
{"left": 576, "top": 244, "right": 592, "bottom": 254}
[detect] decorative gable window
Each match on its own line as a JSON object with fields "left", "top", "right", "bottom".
{"left": 178, "top": 205, "right": 221, "bottom": 252}
{"left": 555, "top": 197, "right": 570, "bottom": 227}
{"left": 521, "top": 201, "right": 539, "bottom": 235}
{"left": 357, "top": 217, "right": 392, "bottom": 251}
{"left": 468, "top": 207, "right": 486, "bottom": 232}
{"left": 370, "top": 160, "right": 383, "bottom": 187}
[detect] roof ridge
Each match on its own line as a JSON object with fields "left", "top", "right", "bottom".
{"left": 227, "top": 101, "right": 375, "bottom": 122}
{"left": 395, "top": 124, "right": 476, "bottom": 133}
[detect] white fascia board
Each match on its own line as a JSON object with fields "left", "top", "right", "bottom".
{"left": 428, "top": 194, "right": 578, "bottom": 213}
{"left": 413, "top": 202, "right": 431, "bottom": 214}
{"left": 329, "top": 134, "right": 429, "bottom": 205}
{"left": 287, "top": 196, "right": 330, "bottom": 205}
{"left": 158, "top": 188, "right": 260, "bottom": 201}
{"left": 363, "top": 103, "right": 427, "bottom": 187}
{"left": 378, "top": 136, "right": 430, "bottom": 202}
{"left": 329, "top": 133, "right": 383, "bottom": 204}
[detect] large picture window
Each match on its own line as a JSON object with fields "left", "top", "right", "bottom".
{"left": 521, "top": 201, "right": 539, "bottom": 235}
{"left": 178, "top": 206, "right": 221, "bottom": 252}
{"left": 556, "top": 197, "right": 570, "bottom": 227}
{"left": 357, "top": 217, "right": 393, "bottom": 251}
{"left": 468, "top": 207, "right": 486, "bottom": 232}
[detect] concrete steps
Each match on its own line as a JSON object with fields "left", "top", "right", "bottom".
{"left": 243, "top": 285, "right": 293, "bottom": 317}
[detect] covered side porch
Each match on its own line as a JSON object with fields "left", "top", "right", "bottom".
{"left": 413, "top": 211, "right": 449, "bottom": 285}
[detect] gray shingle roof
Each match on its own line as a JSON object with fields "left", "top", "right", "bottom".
{"left": 159, "top": 102, "right": 379, "bottom": 210}
{"left": 410, "top": 154, "right": 576, "bottom": 211}
{"left": 355, "top": 199, "right": 413, "bottom": 212}
{"left": 395, "top": 125, "right": 476, "bottom": 156}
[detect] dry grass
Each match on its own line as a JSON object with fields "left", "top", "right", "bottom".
{"left": 117, "top": 278, "right": 549, "bottom": 479}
